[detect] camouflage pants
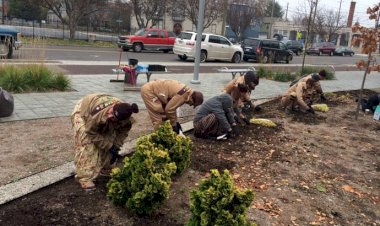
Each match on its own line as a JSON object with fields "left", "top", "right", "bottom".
{"left": 71, "top": 100, "right": 111, "bottom": 184}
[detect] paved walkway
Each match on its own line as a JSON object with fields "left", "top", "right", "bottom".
{"left": 1, "top": 71, "right": 380, "bottom": 122}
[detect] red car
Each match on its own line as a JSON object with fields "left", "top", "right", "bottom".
{"left": 117, "top": 28, "right": 177, "bottom": 53}
{"left": 306, "top": 42, "right": 336, "bottom": 56}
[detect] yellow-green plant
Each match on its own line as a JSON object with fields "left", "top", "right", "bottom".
{"left": 107, "top": 135, "right": 177, "bottom": 215}
{"left": 150, "top": 121, "right": 192, "bottom": 175}
{"left": 188, "top": 169, "right": 256, "bottom": 226}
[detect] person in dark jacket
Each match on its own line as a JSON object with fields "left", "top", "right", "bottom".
{"left": 193, "top": 93, "right": 238, "bottom": 140}
{"left": 360, "top": 93, "right": 380, "bottom": 113}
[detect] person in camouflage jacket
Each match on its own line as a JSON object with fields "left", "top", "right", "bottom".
{"left": 71, "top": 93, "right": 139, "bottom": 191}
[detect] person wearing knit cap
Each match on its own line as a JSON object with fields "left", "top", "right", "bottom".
{"left": 71, "top": 93, "right": 139, "bottom": 191}
{"left": 223, "top": 70, "right": 260, "bottom": 125}
{"left": 289, "top": 69, "right": 327, "bottom": 101}
{"left": 141, "top": 79, "right": 204, "bottom": 132}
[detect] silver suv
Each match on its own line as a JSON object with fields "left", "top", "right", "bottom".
{"left": 173, "top": 31, "right": 243, "bottom": 63}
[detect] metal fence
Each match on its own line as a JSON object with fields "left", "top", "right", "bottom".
{"left": 1, "top": 18, "right": 130, "bottom": 42}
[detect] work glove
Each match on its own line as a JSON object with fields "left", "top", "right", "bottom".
{"left": 242, "top": 117, "right": 250, "bottom": 125}
{"left": 320, "top": 94, "right": 327, "bottom": 101}
{"left": 227, "top": 126, "right": 240, "bottom": 138}
{"left": 109, "top": 145, "right": 121, "bottom": 164}
{"left": 254, "top": 105, "right": 262, "bottom": 112}
{"left": 172, "top": 122, "right": 182, "bottom": 134}
{"left": 306, "top": 107, "right": 315, "bottom": 114}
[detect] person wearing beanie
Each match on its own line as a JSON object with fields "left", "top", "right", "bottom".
{"left": 281, "top": 78, "right": 316, "bottom": 114}
{"left": 71, "top": 93, "right": 139, "bottom": 191}
{"left": 223, "top": 70, "right": 259, "bottom": 125}
{"left": 289, "top": 69, "right": 327, "bottom": 101}
{"left": 141, "top": 79, "right": 203, "bottom": 132}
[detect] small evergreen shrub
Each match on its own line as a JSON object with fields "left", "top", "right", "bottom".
{"left": 107, "top": 135, "right": 177, "bottom": 215}
{"left": 107, "top": 121, "right": 192, "bottom": 214}
{"left": 150, "top": 121, "right": 192, "bottom": 175}
{"left": 188, "top": 169, "right": 256, "bottom": 226}
{"left": 0, "top": 64, "right": 71, "bottom": 93}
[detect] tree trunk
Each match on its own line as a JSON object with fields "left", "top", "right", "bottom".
{"left": 355, "top": 55, "right": 371, "bottom": 119}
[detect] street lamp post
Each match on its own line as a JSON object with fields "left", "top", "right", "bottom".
{"left": 191, "top": 0, "right": 205, "bottom": 84}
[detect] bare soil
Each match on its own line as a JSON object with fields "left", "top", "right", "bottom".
{"left": 0, "top": 90, "right": 379, "bottom": 226}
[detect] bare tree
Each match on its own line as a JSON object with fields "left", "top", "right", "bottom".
{"left": 188, "top": 0, "right": 222, "bottom": 30}
{"left": 352, "top": 3, "right": 380, "bottom": 119}
{"left": 30, "top": 0, "right": 107, "bottom": 40}
{"left": 130, "top": 0, "right": 166, "bottom": 29}
{"left": 313, "top": 9, "right": 346, "bottom": 42}
{"left": 228, "top": 1, "right": 264, "bottom": 41}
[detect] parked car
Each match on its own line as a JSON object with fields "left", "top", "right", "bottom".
{"left": 117, "top": 28, "right": 176, "bottom": 53}
{"left": 173, "top": 31, "right": 243, "bottom": 63}
{"left": 306, "top": 42, "right": 335, "bottom": 56}
{"left": 333, "top": 46, "right": 355, "bottom": 56}
{"left": 241, "top": 38, "right": 293, "bottom": 64}
{"left": 283, "top": 40, "right": 304, "bottom": 55}
{"left": 0, "top": 26, "right": 22, "bottom": 59}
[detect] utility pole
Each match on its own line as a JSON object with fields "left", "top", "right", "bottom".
{"left": 336, "top": 0, "right": 343, "bottom": 27}
{"left": 268, "top": 0, "right": 275, "bottom": 39}
{"left": 221, "top": 0, "right": 228, "bottom": 36}
{"left": 301, "top": 1, "right": 316, "bottom": 73}
{"left": 285, "top": 2, "right": 289, "bottom": 21}
{"left": 1, "top": 0, "right": 5, "bottom": 24}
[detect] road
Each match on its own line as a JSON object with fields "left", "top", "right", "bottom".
{"left": 12, "top": 45, "right": 368, "bottom": 74}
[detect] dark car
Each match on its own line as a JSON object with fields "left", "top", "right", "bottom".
{"left": 333, "top": 47, "right": 355, "bottom": 56}
{"left": 283, "top": 40, "right": 304, "bottom": 55}
{"left": 306, "top": 42, "right": 335, "bottom": 56}
{"left": 241, "top": 38, "right": 293, "bottom": 64}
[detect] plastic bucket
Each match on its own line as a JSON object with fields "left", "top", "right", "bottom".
{"left": 128, "top": 59, "right": 138, "bottom": 66}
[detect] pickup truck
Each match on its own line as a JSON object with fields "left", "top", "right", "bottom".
{"left": 117, "top": 28, "right": 176, "bottom": 53}
{"left": 0, "top": 26, "right": 22, "bottom": 59}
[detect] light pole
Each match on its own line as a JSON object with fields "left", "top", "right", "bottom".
{"left": 191, "top": 0, "right": 205, "bottom": 84}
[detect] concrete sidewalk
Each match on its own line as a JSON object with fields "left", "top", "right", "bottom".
{"left": 1, "top": 71, "right": 380, "bottom": 122}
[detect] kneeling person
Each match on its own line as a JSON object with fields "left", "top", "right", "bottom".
{"left": 281, "top": 78, "right": 315, "bottom": 114}
{"left": 193, "top": 93, "right": 238, "bottom": 139}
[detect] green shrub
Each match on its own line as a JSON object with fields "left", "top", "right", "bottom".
{"left": 0, "top": 64, "right": 71, "bottom": 93}
{"left": 107, "top": 135, "right": 177, "bottom": 215}
{"left": 299, "top": 66, "right": 335, "bottom": 80}
{"left": 188, "top": 169, "right": 256, "bottom": 226}
{"left": 107, "top": 121, "right": 192, "bottom": 215}
{"left": 256, "top": 67, "right": 272, "bottom": 79}
{"left": 150, "top": 121, "right": 192, "bottom": 175}
{"left": 272, "top": 71, "right": 298, "bottom": 82}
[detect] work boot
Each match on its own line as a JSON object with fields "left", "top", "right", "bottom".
{"left": 80, "top": 180, "right": 96, "bottom": 191}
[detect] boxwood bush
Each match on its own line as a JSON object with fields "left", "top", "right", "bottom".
{"left": 188, "top": 169, "right": 256, "bottom": 226}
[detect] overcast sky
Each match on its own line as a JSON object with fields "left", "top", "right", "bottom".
{"left": 278, "top": 0, "right": 380, "bottom": 27}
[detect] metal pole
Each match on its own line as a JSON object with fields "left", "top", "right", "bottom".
{"left": 191, "top": 0, "right": 205, "bottom": 84}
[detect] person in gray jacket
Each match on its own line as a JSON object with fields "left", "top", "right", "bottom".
{"left": 193, "top": 93, "right": 238, "bottom": 140}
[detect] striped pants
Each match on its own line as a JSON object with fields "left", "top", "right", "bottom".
{"left": 194, "top": 113, "right": 219, "bottom": 138}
